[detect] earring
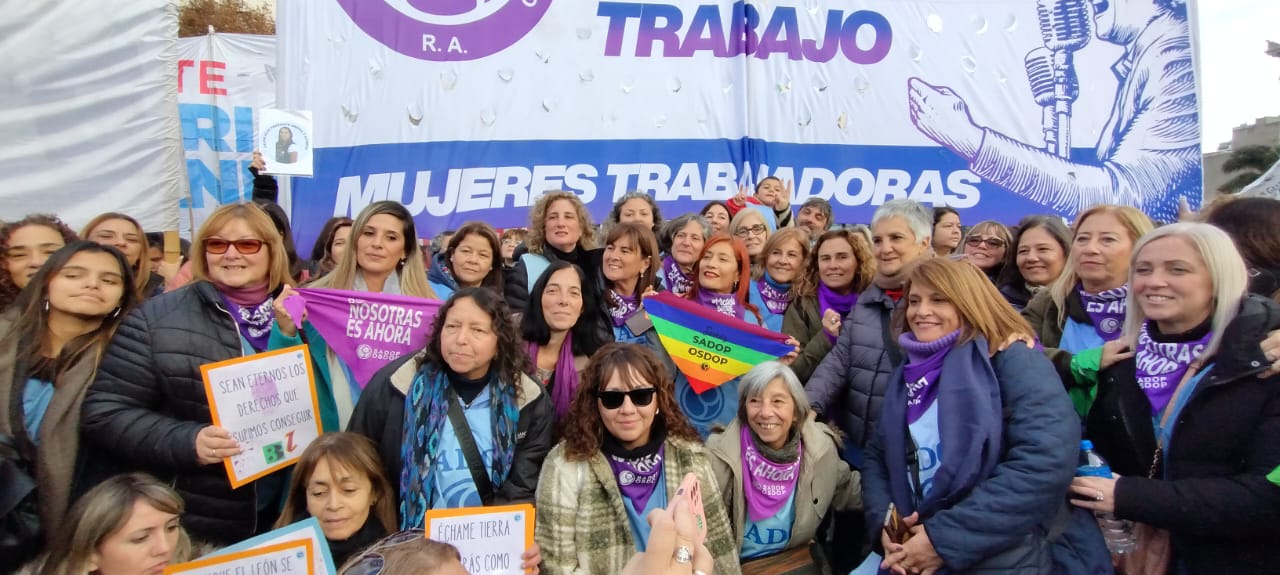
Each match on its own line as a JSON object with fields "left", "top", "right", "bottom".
{"left": 109, "top": 307, "right": 121, "bottom": 318}
{"left": 43, "top": 300, "right": 49, "bottom": 313}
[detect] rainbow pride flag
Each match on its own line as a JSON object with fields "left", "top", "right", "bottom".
{"left": 644, "top": 292, "right": 794, "bottom": 394}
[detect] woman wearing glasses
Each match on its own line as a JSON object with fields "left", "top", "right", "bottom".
{"left": 81, "top": 203, "right": 295, "bottom": 545}
{"left": 535, "top": 343, "right": 740, "bottom": 575}
{"left": 960, "top": 221, "right": 1012, "bottom": 284}
{"left": 270, "top": 201, "right": 437, "bottom": 431}
{"left": 729, "top": 205, "right": 776, "bottom": 273}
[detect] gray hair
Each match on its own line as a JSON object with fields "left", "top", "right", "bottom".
{"left": 661, "top": 213, "right": 712, "bottom": 252}
{"left": 1121, "top": 222, "right": 1249, "bottom": 361}
{"left": 736, "top": 361, "right": 810, "bottom": 423}
{"left": 871, "top": 199, "right": 934, "bottom": 246}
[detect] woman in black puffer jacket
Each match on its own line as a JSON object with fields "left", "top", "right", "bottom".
{"left": 80, "top": 203, "right": 294, "bottom": 545}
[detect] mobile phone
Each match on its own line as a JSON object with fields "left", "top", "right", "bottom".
{"left": 674, "top": 472, "right": 708, "bottom": 546}
{"left": 882, "top": 503, "right": 912, "bottom": 545}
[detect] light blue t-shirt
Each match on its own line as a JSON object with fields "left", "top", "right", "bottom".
{"left": 622, "top": 471, "right": 668, "bottom": 552}
{"left": 431, "top": 388, "right": 495, "bottom": 509}
{"left": 429, "top": 281, "right": 455, "bottom": 301}
{"left": 22, "top": 378, "right": 55, "bottom": 446}
{"left": 741, "top": 491, "right": 796, "bottom": 559}
{"left": 676, "top": 373, "right": 740, "bottom": 438}
{"left": 747, "top": 281, "right": 786, "bottom": 332}
{"left": 908, "top": 401, "right": 943, "bottom": 503}
{"left": 613, "top": 323, "right": 648, "bottom": 345}
{"left": 1060, "top": 317, "right": 1105, "bottom": 354}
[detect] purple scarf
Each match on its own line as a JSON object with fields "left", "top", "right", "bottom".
{"left": 662, "top": 256, "right": 693, "bottom": 296}
{"left": 817, "top": 283, "right": 858, "bottom": 343}
{"left": 526, "top": 334, "right": 578, "bottom": 420}
{"left": 1079, "top": 284, "right": 1128, "bottom": 342}
{"left": 695, "top": 289, "right": 747, "bottom": 320}
{"left": 608, "top": 289, "right": 642, "bottom": 327}
{"left": 1135, "top": 321, "right": 1212, "bottom": 414}
{"left": 740, "top": 425, "right": 802, "bottom": 521}
{"left": 898, "top": 330, "right": 961, "bottom": 424}
{"left": 605, "top": 443, "right": 665, "bottom": 512}
{"left": 214, "top": 281, "right": 273, "bottom": 352}
{"left": 756, "top": 273, "right": 792, "bottom": 315}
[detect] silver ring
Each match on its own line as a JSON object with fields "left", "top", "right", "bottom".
{"left": 674, "top": 545, "right": 693, "bottom": 564}
{"left": 1095, "top": 491, "right": 1104, "bottom": 502}
{"left": 694, "top": 571, "right": 709, "bottom": 575}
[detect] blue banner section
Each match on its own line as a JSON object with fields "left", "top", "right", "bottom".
{"left": 289, "top": 137, "right": 1123, "bottom": 250}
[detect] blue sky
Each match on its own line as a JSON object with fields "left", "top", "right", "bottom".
{"left": 1196, "top": 0, "right": 1280, "bottom": 150}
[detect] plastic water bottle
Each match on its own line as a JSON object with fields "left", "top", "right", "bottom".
{"left": 1077, "top": 440, "right": 1136, "bottom": 554}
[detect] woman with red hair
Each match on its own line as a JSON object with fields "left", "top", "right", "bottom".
{"left": 670, "top": 234, "right": 797, "bottom": 436}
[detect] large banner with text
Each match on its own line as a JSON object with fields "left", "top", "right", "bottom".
{"left": 280, "top": 0, "right": 1203, "bottom": 249}
{"left": 177, "top": 32, "right": 277, "bottom": 237}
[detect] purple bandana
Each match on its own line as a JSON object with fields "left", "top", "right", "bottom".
{"left": 608, "top": 289, "right": 642, "bottom": 327}
{"left": 607, "top": 445, "right": 665, "bottom": 512}
{"left": 220, "top": 294, "right": 274, "bottom": 352}
{"left": 898, "top": 330, "right": 961, "bottom": 424}
{"left": 756, "top": 273, "right": 792, "bottom": 315}
{"left": 740, "top": 425, "right": 801, "bottom": 522}
{"left": 1135, "top": 322, "right": 1211, "bottom": 414}
{"left": 817, "top": 284, "right": 858, "bottom": 343}
{"left": 1079, "top": 284, "right": 1128, "bottom": 342}
{"left": 695, "top": 290, "right": 747, "bottom": 320}
{"left": 662, "top": 256, "right": 693, "bottom": 296}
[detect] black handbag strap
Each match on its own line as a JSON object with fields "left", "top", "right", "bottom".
{"left": 445, "top": 389, "right": 495, "bottom": 505}
{"left": 905, "top": 433, "right": 924, "bottom": 505}
{"left": 880, "top": 306, "right": 903, "bottom": 366}
{"left": 7, "top": 359, "right": 36, "bottom": 464}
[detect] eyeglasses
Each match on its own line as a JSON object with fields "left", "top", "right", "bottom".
{"left": 204, "top": 238, "right": 265, "bottom": 255}
{"left": 965, "top": 236, "right": 1006, "bottom": 249}
{"left": 734, "top": 225, "right": 768, "bottom": 238}
{"left": 342, "top": 529, "right": 424, "bottom": 575}
{"left": 595, "top": 388, "right": 657, "bottom": 410}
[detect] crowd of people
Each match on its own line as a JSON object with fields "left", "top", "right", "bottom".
{"left": 2, "top": 161, "right": 1280, "bottom": 575}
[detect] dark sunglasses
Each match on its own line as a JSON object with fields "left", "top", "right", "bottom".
{"left": 204, "top": 238, "right": 265, "bottom": 255}
{"left": 965, "top": 236, "right": 1006, "bottom": 249}
{"left": 342, "top": 529, "right": 424, "bottom": 575}
{"left": 595, "top": 388, "right": 657, "bottom": 410}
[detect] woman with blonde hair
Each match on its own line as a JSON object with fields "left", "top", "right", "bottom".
{"left": 271, "top": 201, "right": 436, "bottom": 430}
{"left": 1071, "top": 222, "right": 1280, "bottom": 574}
{"left": 861, "top": 258, "right": 1109, "bottom": 574}
{"left": 748, "top": 227, "right": 809, "bottom": 331}
{"left": 535, "top": 343, "right": 740, "bottom": 575}
{"left": 959, "top": 220, "right": 1013, "bottom": 283}
{"left": 1022, "top": 204, "right": 1153, "bottom": 415}
{"left": 276, "top": 433, "right": 398, "bottom": 566}
{"left": 783, "top": 229, "right": 876, "bottom": 382}
{"left": 34, "top": 473, "right": 191, "bottom": 575}
{"left": 81, "top": 202, "right": 294, "bottom": 545}
{"left": 339, "top": 532, "right": 466, "bottom": 575}
{"left": 81, "top": 213, "right": 163, "bottom": 300}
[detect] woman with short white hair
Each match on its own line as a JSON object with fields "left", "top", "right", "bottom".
{"left": 1071, "top": 222, "right": 1280, "bottom": 574}
{"left": 707, "top": 361, "right": 860, "bottom": 568}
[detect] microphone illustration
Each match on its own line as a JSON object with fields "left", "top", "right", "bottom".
{"left": 1025, "top": 48, "right": 1057, "bottom": 152}
{"left": 1036, "top": 0, "right": 1092, "bottom": 158}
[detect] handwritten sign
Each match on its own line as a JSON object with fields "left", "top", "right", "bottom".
{"left": 425, "top": 504, "right": 535, "bottom": 575}
{"left": 166, "top": 539, "right": 314, "bottom": 575}
{"left": 201, "top": 345, "right": 323, "bottom": 487}
{"left": 207, "top": 518, "right": 336, "bottom": 575}
{"left": 259, "top": 108, "right": 314, "bottom": 177}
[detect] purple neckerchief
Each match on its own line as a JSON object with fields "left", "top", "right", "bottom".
{"left": 817, "top": 283, "right": 858, "bottom": 343}
{"left": 695, "top": 289, "right": 746, "bottom": 320}
{"left": 740, "top": 425, "right": 802, "bottom": 522}
{"left": 1135, "top": 321, "right": 1211, "bottom": 415}
{"left": 525, "top": 334, "right": 577, "bottom": 420}
{"left": 1079, "top": 284, "right": 1128, "bottom": 342}
{"left": 898, "top": 330, "right": 962, "bottom": 424}
{"left": 662, "top": 256, "right": 693, "bottom": 296}
{"left": 606, "top": 444, "right": 665, "bottom": 512}
{"left": 756, "top": 272, "right": 792, "bottom": 315}
{"left": 220, "top": 294, "right": 274, "bottom": 352}
{"left": 608, "top": 289, "right": 642, "bottom": 327}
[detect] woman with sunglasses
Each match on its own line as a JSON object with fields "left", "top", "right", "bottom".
{"left": 0, "top": 241, "right": 135, "bottom": 569}
{"left": 748, "top": 228, "right": 809, "bottom": 331}
{"left": 271, "top": 201, "right": 436, "bottom": 431}
{"left": 348, "top": 288, "right": 549, "bottom": 571}
{"left": 960, "top": 220, "right": 1013, "bottom": 284}
{"left": 674, "top": 235, "right": 799, "bottom": 437}
{"left": 535, "top": 343, "right": 740, "bottom": 575}
{"left": 783, "top": 229, "right": 877, "bottom": 383}
{"left": 80, "top": 203, "right": 294, "bottom": 545}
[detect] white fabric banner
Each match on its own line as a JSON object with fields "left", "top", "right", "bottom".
{"left": 0, "top": 0, "right": 184, "bottom": 233}
{"left": 177, "top": 32, "right": 277, "bottom": 237}
{"left": 1238, "top": 159, "right": 1280, "bottom": 199}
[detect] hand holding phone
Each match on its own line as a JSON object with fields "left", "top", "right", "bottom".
{"left": 882, "top": 503, "right": 913, "bottom": 546}
{"left": 674, "top": 472, "right": 707, "bottom": 546}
